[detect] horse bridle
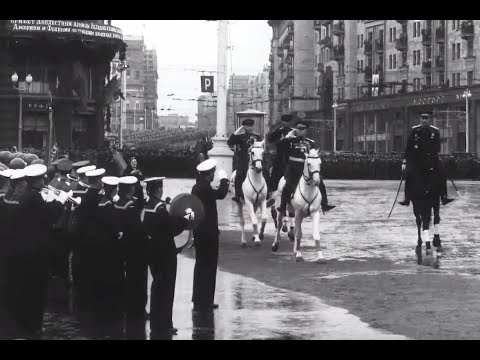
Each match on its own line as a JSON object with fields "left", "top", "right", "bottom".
{"left": 298, "top": 155, "right": 320, "bottom": 216}
{"left": 247, "top": 146, "right": 266, "bottom": 204}
{"left": 249, "top": 147, "right": 263, "bottom": 170}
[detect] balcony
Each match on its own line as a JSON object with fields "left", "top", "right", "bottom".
{"left": 364, "top": 39, "right": 372, "bottom": 54}
{"left": 286, "top": 68, "right": 294, "bottom": 78}
{"left": 333, "top": 21, "right": 344, "bottom": 36}
{"left": 282, "top": 39, "right": 291, "bottom": 49}
{"left": 314, "top": 20, "right": 322, "bottom": 31}
{"left": 435, "top": 55, "right": 445, "bottom": 70}
{"left": 461, "top": 21, "right": 474, "bottom": 39}
{"left": 421, "top": 60, "right": 432, "bottom": 74}
{"left": 287, "top": 45, "right": 294, "bottom": 56}
{"left": 364, "top": 66, "right": 372, "bottom": 82}
{"left": 319, "top": 35, "right": 332, "bottom": 48}
{"left": 375, "top": 38, "right": 384, "bottom": 53}
{"left": 375, "top": 64, "right": 383, "bottom": 75}
{"left": 333, "top": 44, "right": 344, "bottom": 61}
{"left": 317, "top": 62, "right": 324, "bottom": 72}
{"left": 435, "top": 26, "right": 445, "bottom": 42}
{"left": 395, "top": 33, "right": 408, "bottom": 52}
{"left": 277, "top": 47, "right": 284, "bottom": 57}
{"left": 421, "top": 28, "right": 431, "bottom": 46}
{"left": 285, "top": 56, "right": 292, "bottom": 65}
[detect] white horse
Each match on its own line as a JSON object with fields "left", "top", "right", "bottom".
{"left": 230, "top": 141, "right": 269, "bottom": 247}
{"left": 271, "top": 149, "right": 325, "bottom": 263}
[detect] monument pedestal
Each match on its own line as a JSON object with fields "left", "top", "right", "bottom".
{"left": 208, "top": 136, "right": 233, "bottom": 182}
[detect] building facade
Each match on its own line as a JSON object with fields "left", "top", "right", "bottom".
{"left": 268, "top": 20, "right": 480, "bottom": 154}
{"left": 0, "top": 20, "right": 125, "bottom": 150}
{"left": 197, "top": 93, "right": 217, "bottom": 131}
{"left": 113, "top": 35, "right": 158, "bottom": 134}
{"left": 157, "top": 113, "right": 190, "bottom": 129}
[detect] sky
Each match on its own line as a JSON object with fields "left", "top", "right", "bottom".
{"left": 112, "top": 20, "right": 272, "bottom": 121}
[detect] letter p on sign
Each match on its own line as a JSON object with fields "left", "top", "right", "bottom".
{"left": 201, "top": 76, "right": 214, "bottom": 93}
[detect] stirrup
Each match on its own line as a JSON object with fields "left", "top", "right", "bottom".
{"left": 441, "top": 197, "right": 454, "bottom": 205}
{"left": 398, "top": 199, "right": 410, "bottom": 206}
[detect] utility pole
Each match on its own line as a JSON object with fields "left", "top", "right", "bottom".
{"left": 208, "top": 20, "right": 234, "bottom": 177}
{"left": 120, "top": 64, "right": 127, "bottom": 148}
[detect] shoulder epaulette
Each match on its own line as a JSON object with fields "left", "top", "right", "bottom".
{"left": 306, "top": 138, "right": 315, "bottom": 143}
{"left": 412, "top": 125, "right": 421, "bottom": 128}
{"left": 430, "top": 125, "right": 439, "bottom": 130}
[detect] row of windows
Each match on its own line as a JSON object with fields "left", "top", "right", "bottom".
{"left": 452, "top": 43, "right": 461, "bottom": 60}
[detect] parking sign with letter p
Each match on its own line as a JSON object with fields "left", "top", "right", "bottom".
{"left": 201, "top": 76, "right": 214, "bottom": 93}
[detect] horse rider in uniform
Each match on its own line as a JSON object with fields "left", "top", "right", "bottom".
{"left": 191, "top": 159, "right": 229, "bottom": 311}
{"left": 277, "top": 119, "right": 336, "bottom": 216}
{"left": 227, "top": 118, "right": 264, "bottom": 203}
{"left": 399, "top": 112, "right": 455, "bottom": 206}
{"left": 115, "top": 176, "right": 148, "bottom": 340}
{"left": 266, "top": 114, "right": 293, "bottom": 205}
{"left": 142, "top": 177, "right": 194, "bottom": 339}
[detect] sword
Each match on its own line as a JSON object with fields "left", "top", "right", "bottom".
{"left": 388, "top": 172, "right": 404, "bottom": 219}
{"left": 450, "top": 178, "right": 461, "bottom": 197}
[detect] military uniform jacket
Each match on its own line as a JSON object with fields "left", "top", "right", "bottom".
{"left": 404, "top": 124, "right": 441, "bottom": 171}
{"left": 142, "top": 197, "right": 188, "bottom": 259}
{"left": 227, "top": 132, "right": 263, "bottom": 170}
{"left": 114, "top": 197, "right": 146, "bottom": 258}
{"left": 191, "top": 178, "right": 229, "bottom": 240}
{"left": 280, "top": 135, "right": 316, "bottom": 164}
{"left": 268, "top": 126, "right": 292, "bottom": 166}
{"left": 0, "top": 191, "right": 23, "bottom": 261}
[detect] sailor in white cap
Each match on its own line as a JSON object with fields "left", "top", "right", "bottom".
{"left": 70, "top": 165, "right": 96, "bottom": 201}
{"left": 191, "top": 159, "right": 229, "bottom": 311}
{"left": 114, "top": 175, "right": 148, "bottom": 339}
{"left": 7, "top": 163, "right": 56, "bottom": 339}
{"left": 0, "top": 168, "right": 14, "bottom": 198}
{"left": 142, "top": 176, "right": 194, "bottom": 338}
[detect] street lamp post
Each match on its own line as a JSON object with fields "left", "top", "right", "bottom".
{"left": 11, "top": 72, "right": 33, "bottom": 152}
{"left": 462, "top": 88, "right": 472, "bottom": 153}
{"left": 332, "top": 100, "right": 338, "bottom": 153}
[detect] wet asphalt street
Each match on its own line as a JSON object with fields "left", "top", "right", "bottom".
{"left": 41, "top": 179, "right": 480, "bottom": 339}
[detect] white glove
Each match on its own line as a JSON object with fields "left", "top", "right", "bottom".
{"left": 46, "top": 189, "right": 56, "bottom": 203}
{"left": 401, "top": 163, "right": 406, "bottom": 172}
{"left": 58, "top": 191, "right": 69, "bottom": 205}
{"left": 113, "top": 195, "right": 120, "bottom": 202}
{"left": 234, "top": 126, "right": 244, "bottom": 135}
{"left": 218, "top": 169, "right": 228, "bottom": 180}
{"left": 118, "top": 232, "right": 123, "bottom": 240}
{"left": 67, "top": 190, "right": 74, "bottom": 197}
{"left": 184, "top": 208, "right": 195, "bottom": 222}
{"left": 286, "top": 129, "right": 297, "bottom": 139}
{"left": 41, "top": 189, "right": 48, "bottom": 201}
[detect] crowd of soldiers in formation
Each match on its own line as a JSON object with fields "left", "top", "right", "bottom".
{"left": 0, "top": 150, "right": 229, "bottom": 340}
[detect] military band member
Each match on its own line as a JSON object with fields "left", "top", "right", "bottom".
{"left": 68, "top": 160, "right": 90, "bottom": 183}
{"left": 0, "top": 168, "right": 12, "bottom": 196}
{"left": 142, "top": 177, "right": 194, "bottom": 338}
{"left": 191, "top": 159, "right": 229, "bottom": 311}
{"left": 277, "top": 119, "right": 335, "bottom": 215}
{"left": 227, "top": 118, "right": 263, "bottom": 203}
{"left": 399, "top": 112, "right": 454, "bottom": 206}
{"left": 115, "top": 176, "right": 148, "bottom": 340}
{"left": 267, "top": 114, "right": 293, "bottom": 202}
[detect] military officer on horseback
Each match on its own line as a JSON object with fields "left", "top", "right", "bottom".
{"left": 228, "top": 118, "right": 263, "bottom": 203}
{"left": 277, "top": 119, "right": 335, "bottom": 215}
{"left": 399, "top": 112, "right": 454, "bottom": 206}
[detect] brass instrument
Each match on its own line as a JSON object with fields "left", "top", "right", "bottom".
{"left": 42, "top": 185, "right": 82, "bottom": 206}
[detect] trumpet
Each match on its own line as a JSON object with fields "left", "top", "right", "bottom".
{"left": 42, "top": 185, "right": 82, "bottom": 206}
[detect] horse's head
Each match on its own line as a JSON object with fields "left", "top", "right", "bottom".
{"left": 249, "top": 140, "right": 265, "bottom": 173}
{"left": 303, "top": 149, "right": 321, "bottom": 186}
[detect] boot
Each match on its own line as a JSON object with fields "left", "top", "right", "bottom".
{"left": 321, "top": 200, "right": 336, "bottom": 212}
{"left": 398, "top": 199, "right": 410, "bottom": 206}
{"left": 441, "top": 196, "right": 454, "bottom": 206}
{"left": 266, "top": 191, "right": 275, "bottom": 207}
{"left": 277, "top": 198, "right": 287, "bottom": 216}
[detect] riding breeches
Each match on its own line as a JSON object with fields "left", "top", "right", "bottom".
{"left": 234, "top": 168, "right": 247, "bottom": 199}
{"left": 268, "top": 162, "right": 286, "bottom": 192}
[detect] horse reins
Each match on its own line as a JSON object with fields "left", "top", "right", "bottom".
{"left": 298, "top": 155, "right": 320, "bottom": 216}
{"left": 248, "top": 148, "right": 266, "bottom": 204}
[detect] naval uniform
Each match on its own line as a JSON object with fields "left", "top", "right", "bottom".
{"left": 142, "top": 197, "right": 189, "bottom": 337}
{"left": 114, "top": 197, "right": 148, "bottom": 340}
{"left": 227, "top": 131, "right": 263, "bottom": 200}
{"left": 191, "top": 176, "right": 229, "bottom": 309}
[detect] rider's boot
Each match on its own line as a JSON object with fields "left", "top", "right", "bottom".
{"left": 398, "top": 198, "right": 410, "bottom": 206}
{"left": 441, "top": 195, "right": 454, "bottom": 206}
{"left": 277, "top": 197, "right": 287, "bottom": 216}
{"left": 266, "top": 191, "right": 275, "bottom": 208}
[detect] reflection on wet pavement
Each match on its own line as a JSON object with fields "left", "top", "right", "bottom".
{"left": 155, "top": 256, "right": 406, "bottom": 340}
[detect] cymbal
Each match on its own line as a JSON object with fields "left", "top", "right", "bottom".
{"left": 168, "top": 193, "right": 205, "bottom": 231}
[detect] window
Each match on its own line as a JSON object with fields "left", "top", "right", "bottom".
{"left": 361, "top": 59, "right": 364, "bottom": 70}
{"left": 468, "top": 71, "right": 473, "bottom": 86}
{"left": 414, "top": 78, "right": 421, "bottom": 91}
{"left": 452, "top": 74, "right": 456, "bottom": 87}
{"left": 457, "top": 73, "right": 460, "bottom": 86}
{"left": 389, "top": 28, "right": 393, "bottom": 42}
{"left": 413, "top": 23, "right": 417, "bottom": 37}
{"left": 135, "top": 70, "right": 140, "bottom": 79}
{"left": 357, "top": 60, "right": 360, "bottom": 72}
{"left": 467, "top": 38, "right": 474, "bottom": 57}
{"left": 393, "top": 27, "right": 396, "bottom": 40}
{"left": 389, "top": 54, "right": 393, "bottom": 69}
{"left": 452, "top": 43, "right": 456, "bottom": 60}
{"left": 457, "top": 43, "right": 461, "bottom": 59}
{"left": 357, "top": 86, "right": 361, "bottom": 98}
{"left": 135, "top": 102, "right": 140, "bottom": 110}
{"left": 357, "top": 35, "right": 359, "bottom": 48}
{"left": 452, "top": 20, "right": 456, "bottom": 30}
{"left": 393, "top": 54, "right": 397, "bottom": 69}
{"left": 126, "top": 69, "right": 131, "bottom": 79}
{"left": 361, "top": 34, "right": 364, "bottom": 47}
{"left": 126, "top": 102, "right": 130, "bottom": 110}
{"left": 457, "top": 20, "right": 460, "bottom": 29}
{"left": 413, "top": 51, "right": 416, "bottom": 65}
{"left": 339, "top": 61, "right": 344, "bottom": 76}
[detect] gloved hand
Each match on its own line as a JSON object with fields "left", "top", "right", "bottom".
{"left": 401, "top": 163, "right": 406, "bottom": 172}
{"left": 286, "top": 129, "right": 297, "bottom": 139}
{"left": 118, "top": 232, "right": 123, "bottom": 240}
{"left": 46, "top": 189, "right": 56, "bottom": 203}
{"left": 41, "top": 188, "right": 49, "bottom": 201}
{"left": 113, "top": 194, "right": 120, "bottom": 202}
{"left": 58, "top": 190, "right": 69, "bottom": 205}
{"left": 218, "top": 169, "right": 227, "bottom": 180}
{"left": 184, "top": 208, "right": 195, "bottom": 222}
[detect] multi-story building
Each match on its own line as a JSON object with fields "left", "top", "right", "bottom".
{"left": 0, "top": 20, "right": 125, "bottom": 149}
{"left": 197, "top": 93, "right": 217, "bottom": 131}
{"left": 227, "top": 74, "right": 253, "bottom": 134}
{"left": 269, "top": 20, "right": 480, "bottom": 154}
{"left": 116, "top": 35, "right": 158, "bottom": 133}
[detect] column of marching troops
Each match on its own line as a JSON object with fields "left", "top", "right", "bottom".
{"left": 0, "top": 151, "right": 230, "bottom": 340}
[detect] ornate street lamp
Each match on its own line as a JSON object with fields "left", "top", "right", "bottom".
{"left": 462, "top": 88, "right": 472, "bottom": 153}
{"left": 11, "top": 72, "right": 33, "bottom": 152}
